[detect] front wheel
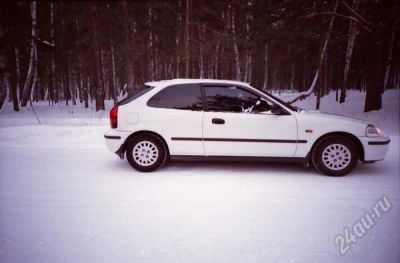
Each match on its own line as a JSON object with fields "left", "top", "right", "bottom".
{"left": 311, "top": 136, "right": 359, "bottom": 176}
{"left": 126, "top": 134, "right": 167, "bottom": 172}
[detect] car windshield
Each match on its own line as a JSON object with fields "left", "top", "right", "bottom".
{"left": 116, "top": 86, "right": 154, "bottom": 106}
{"left": 257, "top": 89, "right": 298, "bottom": 112}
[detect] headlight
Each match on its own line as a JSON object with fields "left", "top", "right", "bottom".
{"left": 366, "top": 124, "right": 382, "bottom": 137}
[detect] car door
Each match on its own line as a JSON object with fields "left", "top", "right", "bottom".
{"left": 146, "top": 83, "right": 204, "bottom": 156}
{"left": 202, "top": 85, "right": 298, "bottom": 157}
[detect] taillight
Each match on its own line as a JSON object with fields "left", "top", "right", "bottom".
{"left": 110, "top": 106, "right": 118, "bottom": 129}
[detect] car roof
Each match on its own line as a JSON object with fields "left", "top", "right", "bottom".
{"left": 144, "top": 78, "right": 251, "bottom": 87}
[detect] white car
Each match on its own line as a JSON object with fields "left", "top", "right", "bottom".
{"left": 104, "top": 79, "right": 390, "bottom": 176}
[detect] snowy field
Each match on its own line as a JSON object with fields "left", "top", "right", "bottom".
{"left": 0, "top": 90, "right": 399, "bottom": 262}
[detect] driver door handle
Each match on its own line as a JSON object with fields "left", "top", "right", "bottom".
{"left": 212, "top": 118, "right": 225, "bottom": 125}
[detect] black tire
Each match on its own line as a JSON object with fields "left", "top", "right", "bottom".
{"left": 311, "top": 136, "right": 359, "bottom": 176}
{"left": 126, "top": 134, "right": 168, "bottom": 172}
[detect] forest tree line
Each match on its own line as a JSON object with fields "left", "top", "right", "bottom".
{"left": 0, "top": 0, "right": 399, "bottom": 112}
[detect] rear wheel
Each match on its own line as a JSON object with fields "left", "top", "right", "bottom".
{"left": 126, "top": 134, "right": 167, "bottom": 172}
{"left": 312, "top": 136, "right": 359, "bottom": 176}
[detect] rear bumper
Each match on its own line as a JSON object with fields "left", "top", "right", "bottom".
{"left": 360, "top": 136, "right": 390, "bottom": 161}
{"left": 104, "top": 130, "right": 130, "bottom": 155}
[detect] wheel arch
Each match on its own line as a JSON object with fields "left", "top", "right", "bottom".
{"left": 122, "top": 130, "right": 170, "bottom": 157}
{"left": 309, "top": 132, "right": 365, "bottom": 162}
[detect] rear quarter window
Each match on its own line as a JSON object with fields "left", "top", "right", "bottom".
{"left": 147, "top": 84, "right": 203, "bottom": 111}
{"left": 116, "top": 86, "right": 154, "bottom": 106}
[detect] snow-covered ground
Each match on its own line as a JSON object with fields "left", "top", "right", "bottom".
{"left": 0, "top": 90, "right": 399, "bottom": 262}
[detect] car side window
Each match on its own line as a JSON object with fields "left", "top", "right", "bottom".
{"left": 147, "top": 84, "right": 203, "bottom": 111}
{"left": 204, "top": 86, "right": 264, "bottom": 113}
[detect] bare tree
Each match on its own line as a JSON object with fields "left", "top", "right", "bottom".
{"left": 199, "top": 23, "right": 205, "bottom": 78}
{"left": 0, "top": 43, "right": 7, "bottom": 109}
{"left": 21, "top": 1, "right": 37, "bottom": 107}
{"left": 184, "top": 0, "right": 191, "bottom": 78}
{"left": 121, "top": 1, "right": 134, "bottom": 92}
{"left": 176, "top": 0, "right": 182, "bottom": 78}
{"left": 384, "top": 17, "right": 398, "bottom": 90}
{"left": 147, "top": 7, "right": 155, "bottom": 80}
{"left": 244, "top": 0, "right": 253, "bottom": 83}
{"left": 262, "top": 43, "right": 269, "bottom": 91}
{"left": 49, "top": 1, "right": 56, "bottom": 105}
{"left": 11, "top": 47, "right": 20, "bottom": 111}
{"left": 230, "top": 5, "right": 241, "bottom": 81}
{"left": 339, "top": 0, "right": 359, "bottom": 103}
{"left": 110, "top": 45, "right": 117, "bottom": 102}
{"left": 287, "top": 0, "right": 339, "bottom": 105}
{"left": 92, "top": 4, "right": 105, "bottom": 111}
{"left": 0, "top": 75, "right": 8, "bottom": 110}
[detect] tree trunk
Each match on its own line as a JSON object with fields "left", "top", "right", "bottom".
{"left": 48, "top": 1, "right": 56, "bottom": 105}
{"left": 364, "top": 3, "right": 385, "bottom": 112}
{"left": 153, "top": 16, "right": 159, "bottom": 80}
{"left": 29, "top": 44, "right": 38, "bottom": 106}
{"left": 64, "top": 67, "right": 70, "bottom": 105}
{"left": 322, "top": 53, "right": 328, "bottom": 97}
{"left": 21, "top": 1, "right": 37, "bottom": 107}
{"left": 0, "top": 75, "right": 7, "bottom": 110}
{"left": 213, "top": 42, "right": 220, "bottom": 79}
{"left": 290, "top": 61, "right": 295, "bottom": 91}
{"left": 75, "top": 17, "right": 83, "bottom": 104}
{"left": 92, "top": 4, "right": 105, "bottom": 111}
{"left": 176, "top": 0, "right": 182, "bottom": 78}
{"left": 100, "top": 47, "right": 107, "bottom": 98}
{"left": 199, "top": 23, "right": 205, "bottom": 78}
{"left": 96, "top": 47, "right": 105, "bottom": 111}
{"left": 244, "top": 0, "right": 253, "bottom": 83}
{"left": 148, "top": 7, "right": 154, "bottom": 80}
{"left": 84, "top": 77, "right": 89, "bottom": 108}
{"left": 384, "top": 18, "right": 398, "bottom": 90}
{"left": 316, "top": 78, "right": 321, "bottom": 110}
{"left": 77, "top": 70, "right": 82, "bottom": 104}
{"left": 11, "top": 47, "right": 20, "bottom": 111}
{"left": 316, "top": 54, "right": 328, "bottom": 110}
{"left": 184, "top": 0, "right": 191, "bottom": 78}
{"left": 339, "top": 0, "right": 359, "bottom": 103}
{"left": 219, "top": 8, "right": 228, "bottom": 79}
{"left": 364, "top": 45, "right": 383, "bottom": 112}
{"left": 231, "top": 6, "right": 241, "bottom": 81}
{"left": 364, "top": 58, "right": 383, "bottom": 112}
{"left": 71, "top": 72, "right": 76, "bottom": 105}
{"left": 262, "top": 43, "right": 269, "bottom": 91}
{"left": 111, "top": 45, "right": 117, "bottom": 103}
{"left": 121, "top": 1, "right": 134, "bottom": 91}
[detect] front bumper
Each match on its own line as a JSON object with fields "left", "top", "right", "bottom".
{"left": 360, "top": 136, "right": 390, "bottom": 162}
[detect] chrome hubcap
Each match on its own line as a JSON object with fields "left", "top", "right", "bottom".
{"left": 133, "top": 141, "right": 159, "bottom": 166}
{"left": 322, "top": 144, "right": 351, "bottom": 171}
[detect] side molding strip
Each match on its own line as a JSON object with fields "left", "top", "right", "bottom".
{"left": 368, "top": 140, "right": 390, "bottom": 145}
{"left": 170, "top": 155, "right": 307, "bottom": 163}
{"left": 104, "top": 135, "right": 121, "bottom": 140}
{"left": 171, "top": 137, "right": 307, "bottom": 143}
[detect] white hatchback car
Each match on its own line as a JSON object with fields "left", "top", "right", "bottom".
{"left": 104, "top": 79, "right": 390, "bottom": 176}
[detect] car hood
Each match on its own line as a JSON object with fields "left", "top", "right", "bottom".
{"left": 300, "top": 110, "right": 369, "bottom": 125}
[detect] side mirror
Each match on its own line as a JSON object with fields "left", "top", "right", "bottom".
{"left": 253, "top": 99, "right": 271, "bottom": 112}
{"left": 271, "top": 104, "right": 287, "bottom": 115}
